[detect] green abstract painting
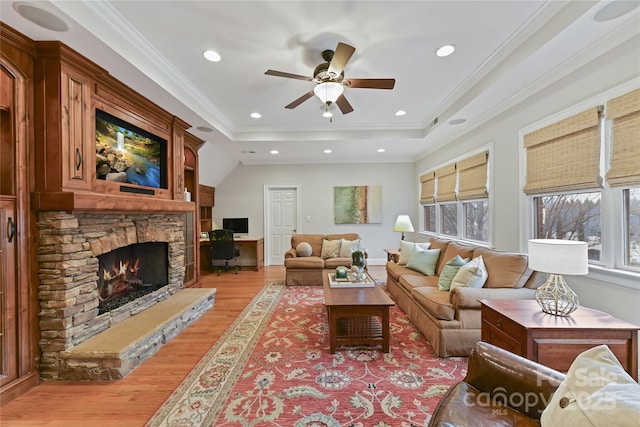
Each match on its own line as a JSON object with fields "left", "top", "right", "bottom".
{"left": 334, "top": 185, "right": 382, "bottom": 224}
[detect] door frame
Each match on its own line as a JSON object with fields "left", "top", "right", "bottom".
{"left": 263, "top": 184, "right": 301, "bottom": 266}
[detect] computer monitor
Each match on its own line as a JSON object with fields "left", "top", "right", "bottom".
{"left": 222, "top": 217, "right": 249, "bottom": 235}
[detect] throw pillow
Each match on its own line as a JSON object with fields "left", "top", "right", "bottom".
{"left": 541, "top": 345, "right": 640, "bottom": 427}
{"left": 405, "top": 248, "right": 441, "bottom": 276}
{"left": 295, "top": 242, "right": 312, "bottom": 257}
{"left": 398, "top": 241, "right": 431, "bottom": 265}
{"left": 320, "top": 239, "right": 341, "bottom": 259}
{"left": 437, "top": 256, "right": 469, "bottom": 291}
{"left": 339, "top": 238, "right": 361, "bottom": 258}
{"left": 450, "top": 256, "right": 488, "bottom": 289}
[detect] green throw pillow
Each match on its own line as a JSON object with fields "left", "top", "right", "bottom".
{"left": 438, "top": 255, "right": 469, "bottom": 291}
{"left": 405, "top": 248, "right": 441, "bottom": 276}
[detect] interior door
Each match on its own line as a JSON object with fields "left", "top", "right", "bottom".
{"left": 265, "top": 186, "right": 298, "bottom": 265}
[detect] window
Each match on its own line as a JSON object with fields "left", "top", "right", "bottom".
{"left": 463, "top": 200, "right": 489, "bottom": 242}
{"left": 423, "top": 204, "right": 436, "bottom": 233}
{"left": 624, "top": 187, "right": 640, "bottom": 268}
{"left": 440, "top": 203, "right": 458, "bottom": 237}
{"left": 533, "top": 192, "right": 602, "bottom": 261}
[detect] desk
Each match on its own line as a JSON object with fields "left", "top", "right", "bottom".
{"left": 200, "top": 237, "right": 264, "bottom": 272}
{"left": 481, "top": 299, "right": 639, "bottom": 380}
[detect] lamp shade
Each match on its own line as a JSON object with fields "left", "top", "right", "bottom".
{"left": 314, "top": 82, "right": 344, "bottom": 104}
{"left": 528, "top": 239, "right": 588, "bottom": 275}
{"left": 393, "top": 215, "right": 414, "bottom": 233}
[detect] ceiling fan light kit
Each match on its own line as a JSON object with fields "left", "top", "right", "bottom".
{"left": 265, "top": 42, "right": 395, "bottom": 115}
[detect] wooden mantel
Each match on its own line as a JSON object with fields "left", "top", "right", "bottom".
{"left": 31, "top": 191, "right": 195, "bottom": 213}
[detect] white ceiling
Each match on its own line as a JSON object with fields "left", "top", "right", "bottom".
{"left": 2, "top": 1, "right": 639, "bottom": 166}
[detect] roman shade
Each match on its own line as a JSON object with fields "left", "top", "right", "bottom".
{"left": 436, "top": 164, "right": 457, "bottom": 202}
{"left": 420, "top": 171, "right": 436, "bottom": 204}
{"left": 605, "top": 88, "right": 640, "bottom": 187}
{"left": 523, "top": 107, "right": 602, "bottom": 195}
{"left": 458, "top": 151, "right": 489, "bottom": 200}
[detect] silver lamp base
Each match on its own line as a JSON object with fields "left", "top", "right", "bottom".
{"left": 535, "top": 273, "right": 579, "bottom": 316}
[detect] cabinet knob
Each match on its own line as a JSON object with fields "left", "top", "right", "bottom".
{"left": 496, "top": 318, "right": 503, "bottom": 329}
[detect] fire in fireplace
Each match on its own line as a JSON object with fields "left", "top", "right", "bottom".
{"left": 97, "top": 242, "right": 169, "bottom": 314}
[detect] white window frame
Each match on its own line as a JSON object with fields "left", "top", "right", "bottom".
{"left": 519, "top": 80, "right": 640, "bottom": 290}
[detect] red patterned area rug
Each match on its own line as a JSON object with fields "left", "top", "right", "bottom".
{"left": 147, "top": 282, "right": 467, "bottom": 427}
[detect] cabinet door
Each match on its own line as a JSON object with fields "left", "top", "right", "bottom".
{"left": 0, "top": 200, "right": 18, "bottom": 387}
{"left": 60, "top": 65, "right": 91, "bottom": 189}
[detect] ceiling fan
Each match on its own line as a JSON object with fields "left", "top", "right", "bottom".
{"left": 264, "top": 42, "right": 395, "bottom": 115}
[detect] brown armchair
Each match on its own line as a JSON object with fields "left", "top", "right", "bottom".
{"left": 428, "top": 341, "right": 565, "bottom": 427}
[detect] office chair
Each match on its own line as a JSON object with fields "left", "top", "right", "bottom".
{"left": 209, "top": 229, "right": 240, "bottom": 275}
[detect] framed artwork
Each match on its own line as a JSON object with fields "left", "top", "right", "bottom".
{"left": 334, "top": 185, "right": 382, "bottom": 224}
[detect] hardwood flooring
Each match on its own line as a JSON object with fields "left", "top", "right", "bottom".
{"left": 0, "top": 265, "right": 387, "bottom": 426}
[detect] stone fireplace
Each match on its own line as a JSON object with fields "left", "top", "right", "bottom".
{"left": 36, "top": 211, "right": 200, "bottom": 380}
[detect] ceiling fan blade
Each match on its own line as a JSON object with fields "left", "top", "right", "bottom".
{"left": 335, "top": 94, "right": 354, "bottom": 114}
{"left": 265, "top": 69, "right": 313, "bottom": 81}
{"left": 285, "top": 90, "right": 315, "bottom": 109}
{"left": 328, "top": 42, "right": 355, "bottom": 77}
{"left": 345, "top": 78, "right": 395, "bottom": 89}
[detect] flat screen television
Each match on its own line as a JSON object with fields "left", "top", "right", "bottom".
{"left": 95, "top": 109, "right": 168, "bottom": 189}
{"left": 223, "top": 218, "right": 249, "bottom": 235}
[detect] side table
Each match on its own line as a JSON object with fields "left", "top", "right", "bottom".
{"left": 480, "top": 299, "right": 638, "bottom": 380}
{"left": 384, "top": 248, "right": 400, "bottom": 263}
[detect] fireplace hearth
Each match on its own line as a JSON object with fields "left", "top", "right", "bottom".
{"left": 97, "top": 242, "right": 169, "bottom": 314}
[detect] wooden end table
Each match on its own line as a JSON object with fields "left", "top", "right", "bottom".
{"left": 481, "top": 299, "right": 639, "bottom": 380}
{"left": 384, "top": 248, "right": 400, "bottom": 263}
{"left": 322, "top": 270, "right": 395, "bottom": 353}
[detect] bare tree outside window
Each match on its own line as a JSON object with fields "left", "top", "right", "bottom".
{"left": 441, "top": 203, "right": 458, "bottom": 236}
{"left": 464, "top": 200, "right": 489, "bottom": 242}
{"left": 534, "top": 192, "right": 601, "bottom": 261}
{"left": 625, "top": 188, "right": 640, "bottom": 268}
{"left": 423, "top": 205, "right": 436, "bottom": 233}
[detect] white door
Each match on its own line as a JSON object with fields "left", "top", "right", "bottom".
{"left": 265, "top": 186, "right": 299, "bottom": 265}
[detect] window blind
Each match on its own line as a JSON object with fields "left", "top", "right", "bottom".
{"left": 420, "top": 171, "right": 436, "bottom": 204}
{"left": 458, "top": 151, "right": 489, "bottom": 200}
{"left": 523, "top": 107, "right": 602, "bottom": 195}
{"left": 436, "top": 164, "right": 457, "bottom": 202}
{"left": 605, "top": 88, "right": 640, "bottom": 187}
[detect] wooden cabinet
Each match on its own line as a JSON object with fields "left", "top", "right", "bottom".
{"left": 199, "top": 184, "right": 215, "bottom": 232}
{"left": 0, "top": 23, "right": 39, "bottom": 403}
{"left": 481, "top": 299, "right": 639, "bottom": 380}
{"left": 182, "top": 132, "right": 203, "bottom": 288}
{"left": 34, "top": 42, "right": 102, "bottom": 193}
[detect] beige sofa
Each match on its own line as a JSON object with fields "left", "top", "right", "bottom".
{"left": 386, "top": 236, "right": 543, "bottom": 358}
{"left": 284, "top": 233, "right": 361, "bottom": 286}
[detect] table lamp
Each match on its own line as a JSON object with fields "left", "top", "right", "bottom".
{"left": 393, "top": 215, "right": 414, "bottom": 240}
{"left": 528, "top": 239, "right": 588, "bottom": 316}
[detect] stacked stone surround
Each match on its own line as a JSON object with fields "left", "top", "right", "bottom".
{"left": 37, "top": 211, "right": 187, "bottom": 380}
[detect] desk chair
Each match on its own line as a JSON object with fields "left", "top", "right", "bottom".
{"left": 209, "top": 229, "right": 240, "bottom": 275}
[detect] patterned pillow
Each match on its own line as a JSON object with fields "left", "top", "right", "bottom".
{"left": 321, "top": 239, "right": 342, "bottom": 259}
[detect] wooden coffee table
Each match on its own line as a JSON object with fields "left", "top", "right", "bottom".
{"left": 481, "top": 299, "right": 639, "bottom": 380}
{"left": 322, "top": 270, "right": 395, "bottom": 353}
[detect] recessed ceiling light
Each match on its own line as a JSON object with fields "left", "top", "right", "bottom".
{"left": 250, "top": 112, "right": 262, "bottom": 119}
{"left": 196, "top": 126, "right": 214, "bottom": 132}
{"left": 594, "top": 0, "right": 640, "bottom": 22}
{"left": 270, "top": 150, "right": 278, "bottom": 154}
{"left": 436, "top": 44, "right": 456, "bottom": 57}
{"left": 13, "top": 2, "right": 70, "bottom": 32}
{"left": 377, "top": 148, "right": 386, "bottom": 153}
{"left": 203, "top": 50, "right": 221, "bottom": 62}
{"left": 324, "top": 149, "right": 332, "bottom": 154}
{"left": 395, "top": 110, "right": 406, "bottom": 116}
{"left": 448, "top": 118, "right": 467, "bottom": 125}
{"left": 322, "top": 111, "right": 333, "bottom": 118}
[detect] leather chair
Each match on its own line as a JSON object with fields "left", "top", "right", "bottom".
{"left": 428, "top": 341, "right": 565, "bottom": 427}
{"left": 209, "top": 229, "right": 240, "bottom": 275}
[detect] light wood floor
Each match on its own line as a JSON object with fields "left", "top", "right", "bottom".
{"left": 0, "top": 265, "right": 387, "bottom": 426}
